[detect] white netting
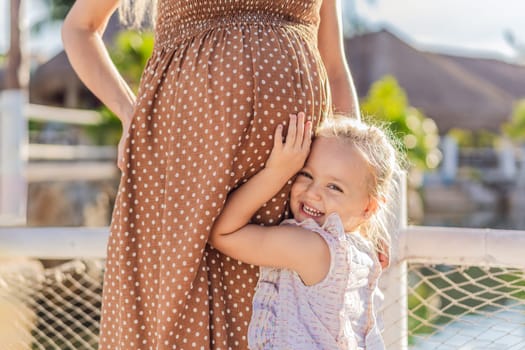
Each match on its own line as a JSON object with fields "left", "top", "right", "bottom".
{"left": 407, "top": 263, "right": 525, "bottom": 350}
{"left": 0, "top": 260, "right": 103, "bottom": 350}
{"left": 1, "top": 259, "right": 525, "bottom": 349}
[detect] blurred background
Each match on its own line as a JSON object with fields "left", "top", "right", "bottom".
{"left": 1, "top": 1, "right": 525, "bottom": 349}
{"left": 1, "top": 0, "right": 524, "bottom": 230}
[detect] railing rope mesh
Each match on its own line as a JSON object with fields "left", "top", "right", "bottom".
{"left": 0, "top": 260, "right": 103, "bottom": 350}
{"left": 1, "top": 259, "right": 524, "bottom": 349}
{"left": 407, "top": 263, "right": 525, "bottom": 349}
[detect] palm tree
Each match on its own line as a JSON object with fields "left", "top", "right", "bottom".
{"left": 4, "top": 0, "right": 74, "bottom": 90}
{"left": 342, "top": 0, "right": 379, "bottom": 37}
{"left": 32, "top": 0, "right": 75, "bottom": 30}
{"left": 504, "top": 30, "right": 525, "bottom": 63}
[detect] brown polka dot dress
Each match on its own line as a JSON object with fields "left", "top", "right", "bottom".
{"left": 99, "top": 0, "right": 330, "bottom": 349}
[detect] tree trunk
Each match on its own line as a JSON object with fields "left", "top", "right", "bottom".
{"left": 6, "top": 0, "right": 28, "bottom": 89}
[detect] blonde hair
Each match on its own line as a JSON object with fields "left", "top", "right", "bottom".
{"left": 119, "top": 0, "right": 158, "bottom": 28}
{"left": 315, "top": 115, "right": 403, "bottom": 257}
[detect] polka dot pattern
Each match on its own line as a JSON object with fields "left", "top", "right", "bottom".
{"left": 99, "top": 1, "right": 329, "bottom": 349}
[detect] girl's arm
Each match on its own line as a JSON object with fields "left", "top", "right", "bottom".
{"left": 212, "top": 113, "right": 311, "bottom": 235}
{"left": 210, "top": 114, "right": 330, "bottom": 284}
{"left": 318, "top": 0, "right": 360, "bottom": 118}
{"left": 62, "top": 0, "right": 136, "bottom": 125}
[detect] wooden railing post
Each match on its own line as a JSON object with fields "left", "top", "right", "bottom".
{"left": 380, "top": 172, "right": 408, "bottom": 349}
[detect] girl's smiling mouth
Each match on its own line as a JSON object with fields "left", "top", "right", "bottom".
{"left": 301, "top": 203, "right": 324, "bottom": 218}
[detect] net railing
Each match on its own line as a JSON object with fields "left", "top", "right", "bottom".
{"left": 406, "top": 264, "right": 525, "bottom": 350}
{"left": 2, "top": 261, "right": 524, "bottom": 349}
{"left": 0, "top": 259, "right": 104, "bottom": 350}
{"left": 1, "top": 226, "right": 525, "bottom": 349}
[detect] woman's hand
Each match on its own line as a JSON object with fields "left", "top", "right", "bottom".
{"left": 116, "top": 102, "right": 137, "bottom": 172}
{"left": 117, "top": 120, "right": 131, "bottom": 172}
{"left": 265, "top": 112, "right": 312, "bottom": 179}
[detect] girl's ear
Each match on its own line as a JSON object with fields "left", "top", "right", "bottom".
{"left": 363, "top": 195, "right": 384, "bottom": 218}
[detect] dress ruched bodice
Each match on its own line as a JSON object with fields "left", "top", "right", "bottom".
{"left": 155, "top": 0, "right": 322, "bottom": 47}
{"left": 99, "top": 1, "right": 331, "bottom": 349}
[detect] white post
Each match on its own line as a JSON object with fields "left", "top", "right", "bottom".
{"left": 440, "top": 135, "right": 458, "bottom": 184}
{"left": 380, "top": 172, "right": 408, "bottom": 349}
{"left": 518, "top": 145, "right": 525, "bottom": 188}
{"left": 0, "top": 90, "right": 28, "bottom": 225}
{"left": 499, "top": 138, "right": 516, "bottom": 181}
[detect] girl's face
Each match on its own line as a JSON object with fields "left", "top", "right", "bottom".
{"left": 290, "top": 137, "right": 376, "bottom": 232}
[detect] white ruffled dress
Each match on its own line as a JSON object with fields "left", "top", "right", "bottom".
{"left": 248, "top": 214, "right": 386, "bottom": 350}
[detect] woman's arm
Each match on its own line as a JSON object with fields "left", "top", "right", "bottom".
{"left": 62, "top": 0, "right": 136, "bottom": 124}
{"left": 318, "top": 0, "right": 360, "bottom": 118}
{"left": 210, "top": 114, "right": 330, "bottom": 284}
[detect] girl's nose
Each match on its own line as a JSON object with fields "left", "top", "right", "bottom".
{"left": 305, "top": 182, "right": 322, "bottom": 200}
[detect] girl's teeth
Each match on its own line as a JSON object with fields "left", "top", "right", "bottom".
{"left": 303, "top": 204, "right": 322, "bottom": 217}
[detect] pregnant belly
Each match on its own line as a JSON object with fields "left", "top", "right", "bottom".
{"left": 131, "top": 23, "right": 330, "bottom": 180}
{"left": 141, "top": 22, "right": 330, "bottom": 122}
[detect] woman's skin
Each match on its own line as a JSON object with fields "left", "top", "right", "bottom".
{"left": 62, "top": 0, "right": 359, "bottom": 170}
{"left": 318, "top": 0, "right": 359, "bottom": 116}
{"left": 62, "top": 0, "right": 134, "bottom": 171}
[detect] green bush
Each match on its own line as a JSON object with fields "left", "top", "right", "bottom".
{"left": 88, "top": 30, "right": 154, "bottom": 145}
{"left": 361, "top": 75, "right": 442, "bottom": 171}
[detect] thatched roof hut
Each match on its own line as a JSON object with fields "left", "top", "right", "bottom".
{"left": 345, "top": 30, "right": 525, "bottom": 132}
{"left": 28, "top": 14, "right": 122, "bottom": 108}
{"left": 28, "top": 51, "right": 101, "bottom": 107}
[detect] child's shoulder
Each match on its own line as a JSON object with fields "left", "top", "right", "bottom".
{"left": 281, "top": 215, "right": 349, "bottom": 254}
{"left": 281, "top": 215, "right": 377, "bottom": 261}
{"left": 282, "top": 214, "right": 348, "bottom": 239}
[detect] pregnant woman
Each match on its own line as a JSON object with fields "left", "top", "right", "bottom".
{"left": 62, "top": 0, "right": 358, "bottom": 348}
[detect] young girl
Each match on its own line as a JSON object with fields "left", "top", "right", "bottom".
{"left": 210, "top": 113, "right": 399, "bottom": 349}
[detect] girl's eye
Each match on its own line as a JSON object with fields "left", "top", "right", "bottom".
{"left": 328, "top": 184, "right": 344, "bottom": 193}
{"left": 297, "top": 171, "right": 312, "bottom": 179}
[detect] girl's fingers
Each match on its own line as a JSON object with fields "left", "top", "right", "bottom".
{"left": 282, "top": 112, "right": 311, "bottom": 151}
{"left": 286, "top": 114, "right": 297, "bottom": 147}
{"left": 295, "top": 112, "right": 305, "bottom": 148}
{"left": 273, "top": 124, "right": 284, "bottom": 150}
{"left": 303, "top": 120, "right": 313, "bottom": 150}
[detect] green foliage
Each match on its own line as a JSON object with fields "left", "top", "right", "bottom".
{"left": 32, "top": 0, "right": 75, "bottom": 33}
{"left": 502, "top": 99, "right": 525, "bottom": 143}
{"left": 361, "top": 75, "right": 442, "bottom": 170}
{"left": 407, "top": 278, "right": 436, "bottom": 343}
{"left": 447, "top": 128, "right": 498, "bottom": 148}
{"left": 28, "top": 120, "right": 45, "bottom": 133}
{"left": 342, "top": 0, "right": 379, "bottom": 37}
{"left": 110, "top": 31, "right": 155, "bottom": 92}
{"left": 46, "top": 0, "right": 76, "bottom": 21}
{"left": 86, "top": 107, "right": 124, "bottom": 146}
